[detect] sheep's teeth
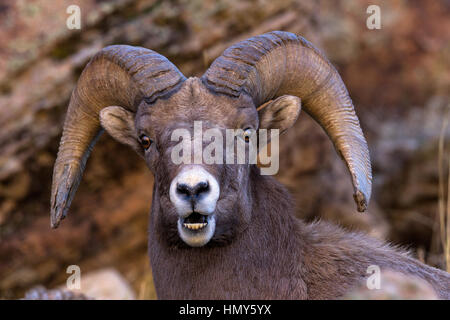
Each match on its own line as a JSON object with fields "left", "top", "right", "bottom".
{"left": 184, "top": 222, "right": 207, "bottom": 230}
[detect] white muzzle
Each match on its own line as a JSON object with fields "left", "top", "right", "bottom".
{"left": 169, "top": 166, "right": 220, "bottom": 247}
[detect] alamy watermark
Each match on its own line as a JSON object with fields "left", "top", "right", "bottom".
{"left": 66, "top": 5, "right": 81, "bottom": 30}
{"left": 366, "top": 5, "right": 381, "bottom": 30}
{"left": 66, "top": 264, "right": 81, "bottom": 290}
{"left": 170, "top": 121, "right": 280, "bottom": 175}
{"left": 366, "top": 265, "right": 381, "bottom": 290}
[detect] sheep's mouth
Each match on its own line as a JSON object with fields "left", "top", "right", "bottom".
{"left": 181, "top": 212, "right": 209, "bottom": 231}
{"left": 177, "top": 212, "right": 216, "bottom": 247}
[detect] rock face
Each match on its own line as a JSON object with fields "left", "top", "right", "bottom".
{"left": 0, "top": 0, "right": 449, "bottom": 298}
{"left": 59, "top": 268, "right": 136, "bottom": 300}
{"left": 23, "top": 286, "right": 92, "bottom": 300}
{"left": 343, "top": 270, "right": 439, "bottom": 300}
{"left": 23, "top": 267, "right": 135, "bottom": 299}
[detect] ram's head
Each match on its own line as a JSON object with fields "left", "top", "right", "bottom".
{"left": 51, "top": 32, "right": 372, "bottom": 247}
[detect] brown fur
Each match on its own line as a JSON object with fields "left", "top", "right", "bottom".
{"left": 148, "top": 166, "right": 450, "bottom": 299}
{"left": 113, "top": 78, "right": 450, "bottom": 299}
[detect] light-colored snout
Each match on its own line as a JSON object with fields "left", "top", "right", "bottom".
{"left": 169, "top": 166, "right": 220, "bottom": 247}
{"left": 169, "top": 166, "right": 220, "bottom": 217}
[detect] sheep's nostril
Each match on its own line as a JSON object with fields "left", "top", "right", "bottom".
{"left": 176, "top": 183, "right": 191, "bottom": 197}
{"left": 176, "top": 181, "right": 209, "bottom": 200}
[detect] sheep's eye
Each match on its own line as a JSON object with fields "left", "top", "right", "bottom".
{"left": 143, "top": 97, "right": 155, "bottom": 105}
{"left": 243, "top": 128, "right": 253, "bottom": 143}
{"left": 139, "top": 135, "right": 152, "bottom": 150}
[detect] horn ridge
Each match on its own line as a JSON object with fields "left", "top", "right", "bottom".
{"left": 51, "top": 45, "right": 185, "bottom": 227}
{"left": 202, "top": 31, "right": 372, "bottom": 212}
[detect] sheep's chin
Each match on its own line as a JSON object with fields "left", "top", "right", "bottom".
{"left": 177, "top": 215, "right": 216, "bottom": 247}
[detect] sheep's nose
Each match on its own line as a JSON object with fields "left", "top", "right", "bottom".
{"left": 176, "top": 181, "right": 210, "bottom": 200}
{"left": 169, "top": 166, "right": 220, "bottom": 217}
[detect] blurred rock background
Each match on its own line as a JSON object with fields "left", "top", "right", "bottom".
{"left": 0, "top": 0, "right": 449, "bottom": 299}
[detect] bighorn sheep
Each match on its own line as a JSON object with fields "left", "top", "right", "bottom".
{"left": 51, "top": 31, "right": 450, "bottom": 299}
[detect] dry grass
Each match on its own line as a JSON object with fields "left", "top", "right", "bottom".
{"left": 436, "top": 104, "right": 450, "bottom": 272}
{"left": 138, "top": 272, "right": 157, "bottom": 300}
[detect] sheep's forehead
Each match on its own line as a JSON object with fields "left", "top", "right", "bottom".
{"left": 137, "top": 78, "right": 257, "bottom": 131}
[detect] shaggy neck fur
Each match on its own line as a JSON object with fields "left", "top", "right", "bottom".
{"left": 148, "top": 167, "right": 450, "bottom": 299}
{"left": 148, "top": 167, "right": 309, "bottom": 299}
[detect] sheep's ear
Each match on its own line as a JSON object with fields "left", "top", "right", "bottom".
{"left": 100, "top": 106, "right": 143, "bottom": 156}
{"left": 258, "top": 95, "right": 301, "bottom": 134}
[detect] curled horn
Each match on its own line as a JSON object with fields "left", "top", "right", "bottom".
{"left": 51, "top": 45, "right": 185, "bottom": 228}
{"left": 202, "top": 31, "right": 372, "bottom": 212}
